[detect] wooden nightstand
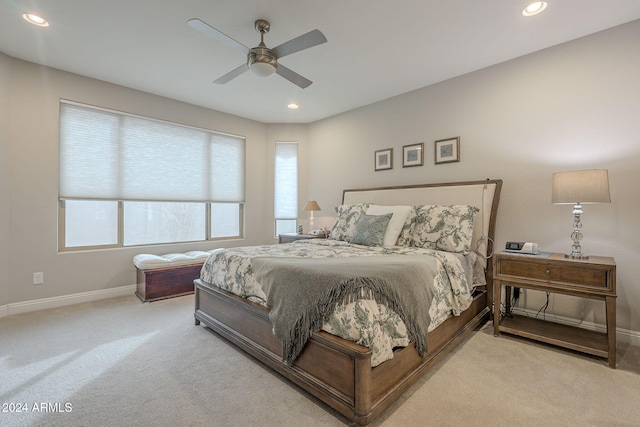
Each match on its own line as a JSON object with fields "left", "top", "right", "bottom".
{"left": 278, "top": 233, "right": 323, "bottom": 244}
{"left": 493, "top": 252, "right": 617, "bottom": 368}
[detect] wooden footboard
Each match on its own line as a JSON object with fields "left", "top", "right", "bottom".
{"left": 194, "top": 279, "right": 489, "bottom": 425}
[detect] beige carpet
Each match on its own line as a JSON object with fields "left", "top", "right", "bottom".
{"left": 1, "top": 294, "right": 639, "bottom": 427}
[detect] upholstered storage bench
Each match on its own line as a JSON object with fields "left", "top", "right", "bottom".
{"left": 133, "top": 251, "right": 215, "bottom": 302}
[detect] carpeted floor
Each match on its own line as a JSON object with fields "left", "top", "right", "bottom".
{"left": 1, "top": 294, "right": 639, "bottom": 427}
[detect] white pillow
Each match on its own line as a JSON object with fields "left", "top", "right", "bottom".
{"left": 366, "top": 205, "right": 412, "bottom": 247}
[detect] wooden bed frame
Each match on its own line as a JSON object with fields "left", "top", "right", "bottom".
{"left": 194, "top": 179, "right": 502, "bottom": 425}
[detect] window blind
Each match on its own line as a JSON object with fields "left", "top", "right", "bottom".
{"left": 274, "top": 142, "right": 298, "bottom": 218}
{"left": 59, "top": 101, "right": 245, "bottom": 203}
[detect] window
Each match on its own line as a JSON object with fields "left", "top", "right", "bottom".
{"left": 59, "top": 101, "right": 245, "bottom": 250}
{"left": 123, "top": 201, "right": 206, "bottom": 246}
{"left": 274, "top": 142, "right": 298, "bottom": 236}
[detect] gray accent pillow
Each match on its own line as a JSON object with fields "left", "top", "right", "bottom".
{"left": 349, "top": 213, "right": 393, "bottom": 247}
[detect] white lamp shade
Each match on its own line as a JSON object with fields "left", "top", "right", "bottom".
{"left": 552, "top": 169, "right": 611, "bottom": 204}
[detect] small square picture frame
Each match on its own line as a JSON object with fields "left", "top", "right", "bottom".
{"left": 435, "top": 137, "right": 460, "bottom": 164}
{"left": 374, "top": 148, "right": 393, "bottom": 171}
{"left": 402, "top": 143, "right": 424, "bottom": 167}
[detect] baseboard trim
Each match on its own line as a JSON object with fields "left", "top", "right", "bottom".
{"left": 0, "top": 284, "right": 137, "bottom": 318}
{"left": 511, "top": 307, "right": 640, "bottom": 347}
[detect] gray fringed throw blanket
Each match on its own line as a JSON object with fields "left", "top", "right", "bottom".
{"left": 252, "top": 255, "right": 436, "bottom": 365}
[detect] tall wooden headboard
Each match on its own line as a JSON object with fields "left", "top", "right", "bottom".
{"left": 342, "top": 179, "right": 503, "bottom": 281}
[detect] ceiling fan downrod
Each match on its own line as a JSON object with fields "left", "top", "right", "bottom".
{"left": 248, "top": 19, "right": 277, "bottom": 76}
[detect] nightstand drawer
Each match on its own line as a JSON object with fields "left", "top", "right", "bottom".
{"left": 498, "top": 259, "right": 608, "bottom": 288}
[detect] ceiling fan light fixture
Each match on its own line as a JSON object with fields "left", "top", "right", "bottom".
{"left": 248, "top": 47, "right": 277, "bottom": 77}
{"left": 250, "top": 61, "right": 276, "bottom": 77}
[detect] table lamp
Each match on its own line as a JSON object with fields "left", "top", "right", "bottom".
{"left": 302, "top": 200, "right": 321, "bottom": 232}
{"left": 552, "top": 169, "right": 610, "bottom": 259}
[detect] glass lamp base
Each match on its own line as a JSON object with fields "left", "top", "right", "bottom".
{"left": 566, "top": 205, "right": 588, "bottom": 259}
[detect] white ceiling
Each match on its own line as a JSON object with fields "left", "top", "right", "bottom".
{"left": 2, "top": 1, "right": 640, "bottom": 124}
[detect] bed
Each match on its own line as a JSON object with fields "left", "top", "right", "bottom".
{"left": 194, "top": 179, "right": 502, "bottom": 425}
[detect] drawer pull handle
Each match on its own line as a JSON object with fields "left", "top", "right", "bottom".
{"left": 546, "top": 269, "right": 551, "bottom": 275}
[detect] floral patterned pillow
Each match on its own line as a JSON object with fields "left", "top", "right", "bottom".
{"left": 329, "top": 203, "right": 370, "bottom": 241}
{"left": 410, "top": 205, "right": 479, "bottom": 253}
{"left": 395, "top": 207, "right": 417, "bottom": 246}
{"left": 349, "top": 213, "right": 393, "bottom": 246}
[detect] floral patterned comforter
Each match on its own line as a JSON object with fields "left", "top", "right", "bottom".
{"left": 199, "top": 239, "right": 482, "bottom": 366}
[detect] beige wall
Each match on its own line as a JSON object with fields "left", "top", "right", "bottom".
{"left": 0, "top": 52, "right": 10, "bottom": 307}
{"left": 307, "top": 21, "right": 640, "bottom": 336}
{"left": 2, "top": 57, "right": 272, "bottom": 304}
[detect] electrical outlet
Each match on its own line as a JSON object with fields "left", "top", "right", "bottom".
{"left": 33, "top": 272, "right": 44, "bottom": 285}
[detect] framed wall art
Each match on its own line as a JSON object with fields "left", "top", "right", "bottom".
{"left": 402, "top": 143, "right": 424, "bottom": 167}
{"left": 435, "top": 137, "right": 460, "bottom": 164}
{"left": 374, "top": 148, "right": 393, "bottom": 171}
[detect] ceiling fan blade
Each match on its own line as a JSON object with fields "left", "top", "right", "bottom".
{"left": 276, "top": 64, "right": 312, "bottom": 89}
{"left": 187, "top": 18, "right": 250, "bottom": 55}
{"left": 271, "top": 29, "right": 327, "bottom": 59}
{"left": 213, "top": 64, "right": 249, "bottom": 84}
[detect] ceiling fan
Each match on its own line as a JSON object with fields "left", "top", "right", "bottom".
{"left": 187, "top": 18, "right": 327, "bottom": 89}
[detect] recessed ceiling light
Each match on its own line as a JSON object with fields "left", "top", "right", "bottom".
{"left": 287, "top": 103, "right": 299, "bottom": 110}
{"left": 23, "top": 13, "right": 49, "bottom": 27}
{"left": 522, "top": 2, "right": 547, "bottom": 16}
